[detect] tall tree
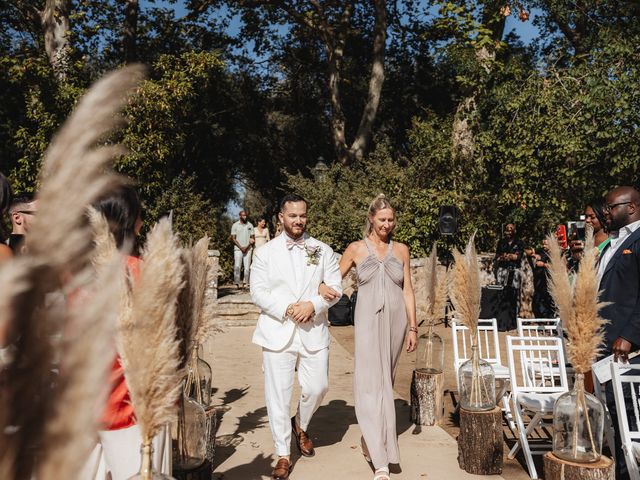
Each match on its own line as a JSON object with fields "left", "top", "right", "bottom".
{"left": 190, "top": 0, "right": 387, "bottom": 164}
{"left": 122, "top": 0, "right": 139, "bottom": 63}
{"left": 41, "top": 0, "right": 71, "bottom": 80}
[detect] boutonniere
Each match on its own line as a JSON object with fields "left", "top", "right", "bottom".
{"left": 304, "top": 244, "right": 322, "bottom": 266}
{"left": 623, "top": 249, "right": 633, "bottom": 255}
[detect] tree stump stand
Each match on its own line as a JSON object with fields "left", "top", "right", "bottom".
{"left": 174, "top": 460, "right": 212, "bottom": 480}
{"left": 457, "top": 406, "right": 503, "bottom": 475}
{"left": 410, "top": 369, "right": 444, "bottom": 426}
{"left": 543, "top": 453, "right": 614, "bottom": 480}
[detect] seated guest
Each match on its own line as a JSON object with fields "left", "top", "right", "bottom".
{"left": 8, "top": 193, "right": 38, "bottom": 254}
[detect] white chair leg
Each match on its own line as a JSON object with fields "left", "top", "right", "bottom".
{"left": 501, "top": 391, "right": 516, "bottom": 432}
{"left": 624, "top": 443, "right": 640, "bottom": 480}
{"left": 512, "top": 405, "right": 540, "bottom": 479}
{"left": 509, "top": 411, "right": 541, "bottom": 458}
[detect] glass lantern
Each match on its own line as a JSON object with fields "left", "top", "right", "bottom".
{"left": 128, "top": 442, "right": 175, "bottom": 480}
{"left": 416, "top": 325, "right": 444, "bottom": 374}
{"left": 185, "top": 346, "right": 212, "bottom": 407}
{"left": 553, "top": 373, "right": 604, "bottom": 463}
{"left": 458, "top": 345, "right": 496, "bottom": 411}
{"left": 172, "top": 394, "right": 207, "bottom": 471}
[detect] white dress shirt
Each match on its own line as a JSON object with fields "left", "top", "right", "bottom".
{"left": 598, "top": 218, "right": 640, "bottom": 284}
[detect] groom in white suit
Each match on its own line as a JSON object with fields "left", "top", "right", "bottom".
{"left": 250, "top": 194, "right": 342, "bottom": 480}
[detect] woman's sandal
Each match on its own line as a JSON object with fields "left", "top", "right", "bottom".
{"left": 360, "top": 436, "right": 372, "bottom": 463}
{"left": 373, "top": 467, "right": 390, "bottom": 480}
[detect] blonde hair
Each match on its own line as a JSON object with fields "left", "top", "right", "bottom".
{"left": 363, "top": 193, "right": 395, "bottom": 238}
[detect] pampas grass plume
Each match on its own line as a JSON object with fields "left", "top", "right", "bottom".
{"left": 449, "top": 234, "right": 481, "bottom": 343}
{"left": 119, "top": 217, "right": 185, "bottom": 443}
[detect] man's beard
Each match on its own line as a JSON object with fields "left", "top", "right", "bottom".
{"left": 284, "top": 224, "right": 305, "bottom": 239}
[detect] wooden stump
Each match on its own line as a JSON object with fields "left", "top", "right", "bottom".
{"left": 410, "top": 368, "right": 444, "bottom": 426}
{"left": 174, "top": 460, "right": 212, "bottom": 480}
{"left": 457, "top": 406, "right": 503, "bottom": 475}
{"left": 543, "top": 453, "right": 614, "bottom": 480}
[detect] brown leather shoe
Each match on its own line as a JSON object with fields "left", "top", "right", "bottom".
{"left": 272, "top": 457, "right": 291, "bottom": 480}
{"left": 291, "top": 417, "right": 315, "bottom": 457}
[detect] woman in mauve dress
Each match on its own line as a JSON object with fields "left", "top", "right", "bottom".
{"left": 320, "top": 194, "right": 417, "bottom": 480}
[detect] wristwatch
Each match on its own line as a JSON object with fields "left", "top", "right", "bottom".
{"left": 286, "top": 305, "right": 295, "bottom": 317}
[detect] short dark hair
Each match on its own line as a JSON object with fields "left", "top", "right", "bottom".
{"left": 9, "top": 192, "right": 35, "bottom": 211}
{"left": 93, "top": 185, "right": 142, "bottom": 249}
{"left": 279, "top": 194, "right": 307, "bottom": 213}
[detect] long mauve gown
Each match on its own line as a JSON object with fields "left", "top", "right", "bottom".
{"left": 354, "top": 238, "right": 408, "bottom": 469}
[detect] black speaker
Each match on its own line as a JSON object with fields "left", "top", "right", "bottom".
{"left": 438, "top": 205, "right": 458, "bottom": 235}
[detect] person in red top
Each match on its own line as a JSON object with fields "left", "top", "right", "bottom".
{"left": 85, "top": 186, "right": 171, "bottom": 480}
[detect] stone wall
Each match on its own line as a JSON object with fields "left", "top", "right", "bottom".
{"left": 206, "top": 250, "right": 220, "bottom": 299}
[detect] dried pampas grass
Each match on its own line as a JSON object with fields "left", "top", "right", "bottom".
{"left": 425, "top": 244, "right": 448, "bottom": 326}
{"left": 546, "top": 229, "right": 607, "bottom": 373}
{"left": 119, "top": 217, "right": 185, "bottom": 444}
{"left": 449, "top": 234, "right": 482, "bottom": 344}
{"left": 176, "top": 236, "right": 215, "bottom": 364}
{"left": 36, "top": 256, "right": 122, "bottom": 479}
{"left": 0, "top": 65, "right": 145, "bottom": 479}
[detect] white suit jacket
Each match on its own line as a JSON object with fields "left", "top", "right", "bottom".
{"left": 250, "top": 233, "right": 342, "bottom": 351}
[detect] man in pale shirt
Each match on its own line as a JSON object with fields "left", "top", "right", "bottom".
{"left": 597, "top": 186, "right": 640, "bottom": 480}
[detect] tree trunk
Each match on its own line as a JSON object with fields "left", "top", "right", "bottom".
{"left": 457, "top": 406, "right": 503, "bottom": 475}
{"left": 543, "top": 452, "right": 614, "bottom": 480}
{"left": 41, "top": 0, "right": 71, "bottom": 81}
{"left": 410, "top": 369, "right": 444, "bottom": 426}
{"left": 173, "top": 460, "right": 212, "bottom": 480}
{"left": 347, "top": 0, "right": 386, "bottom": 163}
{"left": 327, "top": 46, "right": 349, "bottom": 164}
{"left": 123, "top": 0, "right": 139, "bottom": 63}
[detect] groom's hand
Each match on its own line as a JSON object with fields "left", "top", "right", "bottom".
{"left": 292, "top": 301, "right": 316, "bottom": 323}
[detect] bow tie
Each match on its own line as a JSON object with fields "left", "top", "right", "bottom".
{"left": 286, "top": 237, "right": 305, "bottom": 250}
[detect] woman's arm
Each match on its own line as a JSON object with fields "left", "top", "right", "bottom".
{"left": 400, "top": 243, "right": 418, "bottom": 353}
{"left": 318, "top": 242, "right": 358, "bottom": 301}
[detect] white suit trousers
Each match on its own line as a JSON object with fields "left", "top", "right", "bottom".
{"left": 263, "top": 329, "right": 329, "bottom": 456}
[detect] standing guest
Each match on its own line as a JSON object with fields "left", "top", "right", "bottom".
{"left": 598, "top": 186, "right": 640, "bottom": 480}
{"left": 90, "top": 186, "right": 170, "bottom": 480}
{"left": 532, "top": 238, "right": 555, "bottom": 318}
{"left": 254, "top": 217, "right": 271, "bottom": 249}
{"left": 8, "top": 193, "right": 38, "bottom": 254}
{"left": 585, "top": 199, "right": 610, "bottom": 253}
{"left": 319, "top": 194, "right": 418, "bottom": 480}
{"left": 230, "top": 210, "right": 254, "bottom": 289}
{"left": 0, "top": 172, "right": 13, "bottom": 264}
{"left": 250, "top": 194, "right": 342, "bottom": 480}
{"left": 493, "top": 223, "right": 525, "bottom": 288}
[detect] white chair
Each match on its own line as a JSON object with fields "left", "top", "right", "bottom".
{"left": 516, "top": 317, "right": 574, "bottom": 385}
{"left": 506, "top": 336, "right": 569, "bottom": 480}
{"left": 451, "top": 318, "right": 513, "bottom": 429}
{"left": 516, "top": 317, "right": 562, "bottom": 338}
{"left": 610, "top": 362, "right": 640, "bottom": 480}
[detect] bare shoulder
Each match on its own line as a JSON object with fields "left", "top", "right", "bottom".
{"left": 393, "top": 241, "right": 410, "bottom": 255}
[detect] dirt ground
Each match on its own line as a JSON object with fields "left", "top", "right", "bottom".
{"left": 330, "top": 322, "right": 537, "bottom": 480}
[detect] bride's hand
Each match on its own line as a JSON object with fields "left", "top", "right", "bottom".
{"left": 318, "top": 282, "right": 341, "bottom": 301}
